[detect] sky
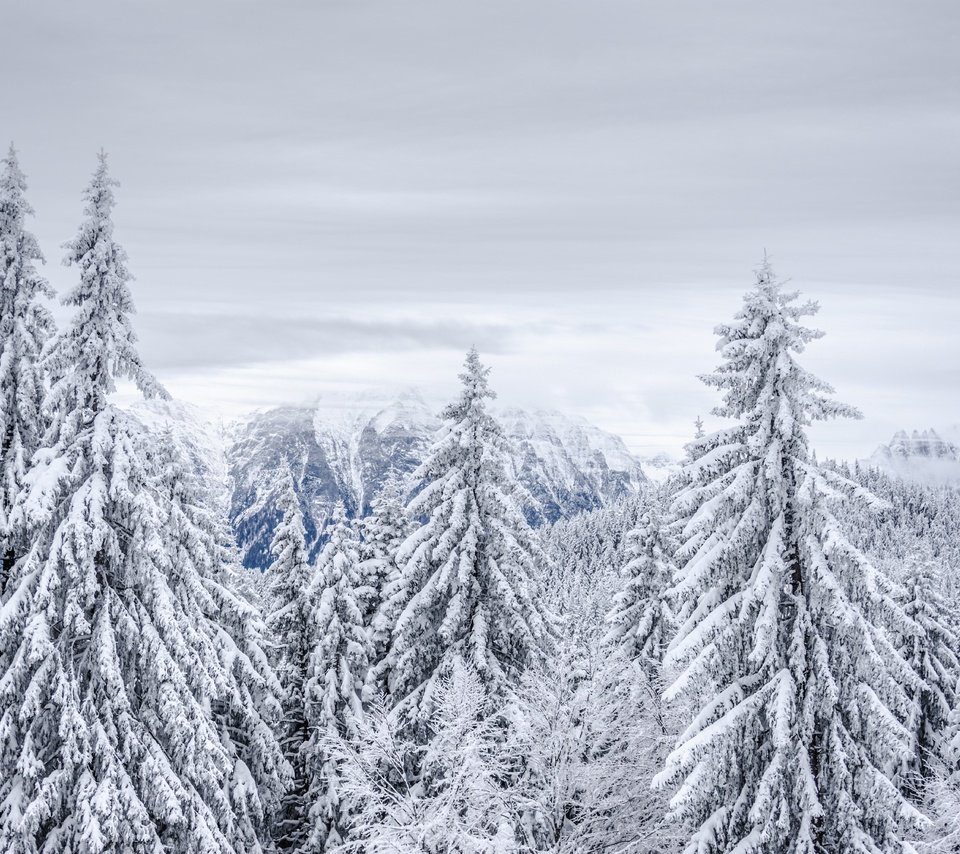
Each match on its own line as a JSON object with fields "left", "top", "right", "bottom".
{"left": 3, "top": 0, "right": 958, "bottom": 458}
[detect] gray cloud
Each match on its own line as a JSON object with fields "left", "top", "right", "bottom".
{"left": 135, "top": 311, "right": 535, "bottom": 369}
{"left": 4, "top": 0, "right": 958, "bottom": 456}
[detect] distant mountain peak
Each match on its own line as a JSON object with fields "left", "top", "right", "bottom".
{"left": 125, "top": 390, "right": 649, "bottom": 570}
{"left": 867, "top": 427, "right": 960, "bottom": 485}
{"left": 226, "top": 391, "right": 647, "bottom": 569}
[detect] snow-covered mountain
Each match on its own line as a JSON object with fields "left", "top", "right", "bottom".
{"left": 866, "top": 428, "right": 960, "bottom": 486}
{"left": 226, "top": 390, "right": 647, "bottom": 570}
{"left": 497, "top": 407, "right": 645, "bottom": 523}
{"left": 128, "top": 397, "right": 230, "bottom": 484}
{"left": 637, "top": 451, "right": 683, "bottom": 486}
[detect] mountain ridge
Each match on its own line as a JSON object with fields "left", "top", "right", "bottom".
{"left": 865, "top": 427, "right": 960, "bottom": 486}
{"left": 224, "top": 390, "right": 647, "bottom": 569}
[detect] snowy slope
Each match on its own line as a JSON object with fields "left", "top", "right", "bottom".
{"left": 498, "top": 408, "right": 645, "bottom": 522}
{"left": 226, "top": 390, "right": 647, "bottom": 569}
{"left": 312, "top": 388, "right": 437, "bottom": 515}
{"left": 866, "top": 428, "right": 960, "bottom": 486}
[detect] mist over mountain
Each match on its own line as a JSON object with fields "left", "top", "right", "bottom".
{"left": 866, "top": 427, "right": 960, "bottom": 486}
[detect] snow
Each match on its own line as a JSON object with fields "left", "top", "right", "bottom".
{"left": 866, "top": 428, "right": 960, "bottom": 486}
{"left": 303, "top": 389, "right": 646, "bottom": 507}
{"left": 3, "top": 173, "right": 957, "bottom": 854}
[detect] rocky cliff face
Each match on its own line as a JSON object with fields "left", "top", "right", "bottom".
{"left": 225, "top": 390, "right": 647, "bottom": 569}
{"left": 867, "top": 428, "right": 960, "bottom": 486}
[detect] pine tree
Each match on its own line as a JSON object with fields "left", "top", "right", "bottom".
{"left": 0, "top": 145, "right": 55, "bottom": 595}
{"left": 332, "top": 662, "right": 519, "bottom": 854}
{"left": 507, "top": 639, "right": 677, "bottom": 854}
{"left": 385, "top": 348, "right": 550, "bottom": 733}
{"left": 897, "top": 547, "right": 959, "bottom": 804}
{"left": 264, "top": 459, "right": 313, "bottom": 850}
{"left": 693, "top": 416, "right": 705, "bottom": 441}
{"left": 0, "top": 153, "right": 284, "bottom": 853}
{"left": 303, "top": 503, "right": 371, "bottom": 852}
{"left": 604, "top": 490, "right": 675, "bottom": 675}
{"left": 357, "top": 468, "right": 413, "bottom": 692}
{"left": 154, "top": 429, "right": 288, "bottom": 852}
{"left": 654, "top": 258, "right": 923, "bottom": 853}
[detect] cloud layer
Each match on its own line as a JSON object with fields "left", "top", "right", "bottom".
{"left": 4, "top": 0, "right": 958, "bottom": 456}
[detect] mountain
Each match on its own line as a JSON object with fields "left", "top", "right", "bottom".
{"left": 225, "top": 390, "right": 647, "bottom": 570}
{"left": 637, "top": 451, "right": 683, "bottom": 486}
{"left": 866, "top": 428, "right": 960, "bottom": 486}
{"left": 497, "top": 407, "right": 646, "bottom": 524}
{"left": 226, "top": 391, "right": 436, "bottom": 569}
{"left": 128, "top": 397, "right": 229, "bottom": 483}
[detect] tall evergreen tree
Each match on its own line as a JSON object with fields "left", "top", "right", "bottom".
{"left": 0, "top": 153, "right": 284, "bottom": 853}
{"left": 357, "top": 468, "right": 413, "bottom": 691}
{"left": 654, "top": 259, "right": 922, "bottom": 853}
{"left": 0, "top": 145, "right": 55, "bottom": 594}
{"left": 154, "top": 429, "right": 288, "bottom": 853}
{"left": 264, "top": 459, "right": 313, "bottom": 850}
{"left": 897, "top": 547, "right": 959, "bottom": 804}
{"left": 385, "top": 348, "right": 550, "bottom": 734}
{"left": 604, "top": 491, "right": 676, "bottom": 675}
{"left": 303, "top": 503, "right": 371, "bottom": 852}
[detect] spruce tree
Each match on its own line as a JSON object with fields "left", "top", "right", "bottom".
{"left": 693, "top": 416, "right": 705, "bottom": 441}
{"left": 303, "top": 503, "right": 371, "bottom": 852}
{"left": 0, "top": 145, "right": 55, "bottom": 594}
{"left": 897, "top": 547, "right": 959, "bottom": 804}
{"left": 263, "top": 459, "right": 313, "bottom": 850}
{"left": 386, "top": 348, "right": 550, "bottom": 733}
{"left": 604, "top": 491, "right": 676, "bottom": 675}
{"left": 0, "top": 153, "right": 284, "bottom": 853}
{"left": 654, "top": 259, "right": 922, "bottom": 852}
{"left": 154, "top": 429, "right": 288, "bottom": 852}
{"left": 357, "top": 468, "right": 412, "bottom": 690}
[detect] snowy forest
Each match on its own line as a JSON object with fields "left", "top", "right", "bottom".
{"left": 2, "top": 146, "right": 960, "bottom": 854}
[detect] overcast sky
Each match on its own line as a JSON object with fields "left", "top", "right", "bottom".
{"left": 4, "top": 1, "right": 958, "bottom": 457}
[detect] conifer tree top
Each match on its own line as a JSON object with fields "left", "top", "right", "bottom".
{"left": 701, "top": 255, "right": 860, "bottom": 432}
{"left": 0, "top": 144, "right": 55, "bottom": 549}
{"left": 2, "top": 145, "right": 37, "bottom": 245}
{"left": 388, "top": 347, "right": 550, "bottom": 726}
{"left": 660, "top": 258, "right": 919, "bottom": 851}
{"left": 57, "top": 150, "right": 167, "bottom": 408}
{"left": 0, "top": 144, "right": 52, "bottom": 301}
{"left": 445, "top": 346, "right": 495, "bottom": 421}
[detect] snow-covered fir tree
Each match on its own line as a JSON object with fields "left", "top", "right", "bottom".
{"left": 604, "top": 489, "right": 676, "bottom": 675}
{"left": 896, "top": 547, "right": 959, "bottom": 804}
{"left": 655, "top": 258, "right": 923, "bottom": 852}
{"left": 0, "top": 153, "right": 284, "bottom": 853}
{"left": 517, "top": 503, "right": 678, "bottom": 854}
{"left": 154, "top": 429, "right": 288, "bottom": 852}
{"left": 263, "top": 459, "right": 314, "bottom": 850}
{"left": 506, "top": 640, "right": 678, "bottom": 853}
{"left": 385, "top": 348, "right": 551, "bottom": 733}
{"left": 332, "top": 662, "right": 519, "bottom": 854}
{"left": 303, "top": 503, "right": 371, "bottom": 852}
{"left": 357, "top": 468, "right": 413, "bottom": 693}
{"left": 0, "top": 145, "right": 55, "bottom": 594}
{"left": 693, "top": 416, "right": 705, "bottom": 441}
